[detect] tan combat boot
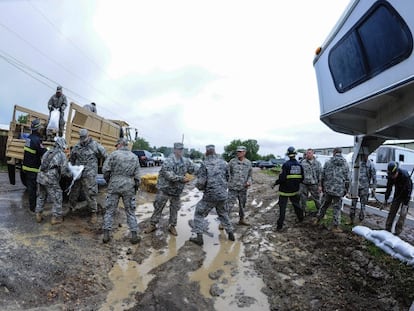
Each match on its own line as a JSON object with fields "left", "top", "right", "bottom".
{"left": 51, "top": 216, "right": 63, "bottom": 225}
{"left": 168, "top": 225, "right": 178, "bottom": 236}
{"left": 90, "top": 213, "right": 98, "bottom": 224}
{"left": 36, "top": 212, "right": 43, "bottom": 223}
{"left": 144, "top": 223, "right": 157, "bottom": 234}
{"left": 238, "top": 218, "right": 250, "bottom": 226}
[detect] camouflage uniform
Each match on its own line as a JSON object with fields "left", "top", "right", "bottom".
{"left": 316, "top": 152, "right": 350, "bottom": 227}
{"left": 69, "top": 137, "right": 106, "bottom": 213}
{"left": 228, "top": 157, "right": 252, "bottom": 221}
{"left": 192, "top": 154, "right": 233, "bottom": 234}
{"left": 350, "top": 160, "right": 376, "bottom": 221}
{"left": 47, "top": 86, "right": 67, "bottom": 136}
{"left": 36, "top": 145, "right": 71, "bottom": 217}
{"left": 102, "top": 145, "right": 140, "bottom": 232}
{"left": 149, "top": 153, "right": 195, "bottom": 227}
{"left": 300, "top": 157, "right": 322, "bottom": 215}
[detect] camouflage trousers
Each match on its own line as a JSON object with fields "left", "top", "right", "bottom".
{"left": 350, "top": 187, "right": 369, "bottom": 220}
{"left": 317, "top": 193, "right": 342, "bottom": 226}
{"left": 150, "top": 190, "right": 181, "bottom": 226}
{"left": 386, "top": 199, "right": 409, "bottom": 235}
{"left": 227, "top": 189, "right": 247, "bottom": 220}
{"left": 192, "top": 198, "right": 233, "bottom": 234}
{"left": 69, "top": 175, "right": 98, "bottom": 213}
{"left": 103, "top": 191, "right": 138, "bottom": 231}
{"left": 35, "top": 183, "right": 63, "bottom": 217}
{"left": 300, "top": 184, "right": 321, "bottom": 213}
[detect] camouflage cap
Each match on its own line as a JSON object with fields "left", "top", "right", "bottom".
{"left": 236, "top": 146, "right": 246, "bottom": 152}
{"left": 79, "top": 129, "right": 88, "bottom": 137}
{"left": 205, "top": 144, "right": 215, "bottom": 150}
{"left": 54, "top": 136, "right": 67, "bottom": 149}
{"left": 174, "top": 142, "right": 184, "bottom": 149}
{"left": 115, "top": 137, "right": 128, "bottom": 146}
{"left": 56, "top": 85, "right": 62, "bottom": 92}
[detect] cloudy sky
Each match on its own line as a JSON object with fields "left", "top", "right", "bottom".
{"left": 0, "top": 0, "right": 353, "bottom": 156}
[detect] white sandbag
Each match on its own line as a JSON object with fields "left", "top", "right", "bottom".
{"left": 47, "top": 108, "right": 59, "bottom": 130}
{"left": 393, "top": 240, "right": 414, "bottom": 259}
{"left": 392, "top": 252, "right": 412, "bottom": 264}
{"left": 352, "top": 225, "right": 372, "bottom": 238}
{"left": 376, "top": 242, "right": 396, "bottom": 257}
{"left": 68, "top": 163, "right": 84, "bottom": 181}
{"left": 370, "top": 230, "right": 394, "bottom": 243}
{"left": 383, "top": 234, "right": 401, "bottom": 249}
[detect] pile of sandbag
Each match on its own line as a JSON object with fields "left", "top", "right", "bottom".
{"left": 353, "top": 225, "right": 414, "bottom": 266}
{"left": 140, "top": 174, "right": 158, "bottom": 193}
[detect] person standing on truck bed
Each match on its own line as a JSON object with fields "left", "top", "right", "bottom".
{"left": 83, "top": 102, "right": 97, "bottom": 114}
{"left": 47, "top": 85, "right": 67, "bottom": 137}
{"left": 69, "top": 128, "right": 107, "bottom": 224}
{"left": 35, "top": 137, "right": 72, "bottom": 225}
{"left": 22, "top": 119, "right": 47, "bottom": 212}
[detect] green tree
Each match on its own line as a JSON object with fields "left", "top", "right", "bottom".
{"left": 17, "top": 114, "right": 28, "bottom": 124}
{"left": 132, "top": 137, "right": 151, "bottom": 150}
{"left": 223, "top": 139, "right": 260, "bottom": 162}
{"left": 189, "top": 149, "right": 203, "bottom": 160}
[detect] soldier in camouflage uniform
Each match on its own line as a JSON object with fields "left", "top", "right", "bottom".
{"left": 226, "top": 146, "right": 252, "bottom": 227}
{"left": 300, "top": 148, "right": 322, "bottom": 216}
{"left": 144, "top": 142, "right": 195, "bottom": 236}
{"left": 102, "top": 138, "right": 141, "bottom": 244}
{"left": 47, "top": 86, "right": 67, "bottom": 137}
{"left": 69, "top": 129, "right": 107, "bottom": 224}
{"left": 189, "top": 145, "right": 235, "bottom": 246}
{"left": 35, "top": 137, "right": 72, "bottom": 225}
{"left": 314, "top": 147, "right": 350, "bottom": 232}
{"left": 350, "top": 155, "right": 376, "bottom": 223}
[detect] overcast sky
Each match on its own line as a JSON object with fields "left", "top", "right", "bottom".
{"left": 0, "top": 0, "right": 353, "bottom": 156}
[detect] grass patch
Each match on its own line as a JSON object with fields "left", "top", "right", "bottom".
{"left": 259, "top": 167, "right": 281, "bottom": 176}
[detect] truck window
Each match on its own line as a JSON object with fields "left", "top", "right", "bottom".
{"left": 376, "top": 146, "right": 393, "bottom": 163}
{"left": 328, "top": 1, "right": 413, "bottom": 93}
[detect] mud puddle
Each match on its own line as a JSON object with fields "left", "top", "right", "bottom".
{"left": 101, "top": 187, "right": 269, "bottom": 310}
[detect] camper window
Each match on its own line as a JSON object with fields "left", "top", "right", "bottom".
{"left": 328, "top": 1, "right": 413, "bottom": 93}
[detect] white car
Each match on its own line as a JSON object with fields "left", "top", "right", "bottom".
{"left": 152, "top": 152, "right": 165, "bottom": 166}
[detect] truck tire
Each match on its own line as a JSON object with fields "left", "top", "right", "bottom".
{"left": 20, "top": 169, "right": 27, "bottom": 187}
{"left": 7, "top": 164, "right": 16, "bottom": 185}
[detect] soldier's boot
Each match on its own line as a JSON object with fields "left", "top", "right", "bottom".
{"left": 51, "top": 216, "right": 63, "bottom": 225}
{"left": 312, "top": 218, "right": 320, "bottom": 226}
{"left": 130, "top": 231, "right": 140, "bottom": 244}
{"left": 238, "top": 218, "right": 250, "bottom": 226}
{"left": 332, "top": 226, "right": 343, "bottom": 233}
{"left": 103, "top": 230, "right": 110, "bottom": 244}
{"left": 168, "top": 225, "right": 178, "bottom": 236}
{"left": 90, "top": 213, "right": 98, "bottom": 224}
{"left": 189, "top": 234, "right": 204, "bottom": 246}
{"left": 218, "top": 223, "right": 224, "bottom": 230}
{"left": 144, "top": 223, "right": 157, "bottom": 234}
{"left": 228, "top": 232, "right": 235, "bottom": 241}
{"left": 359, "top": 207, "right": 365, "bottom": 221}
{"left": 36, "top": 212, "right": 43, "bottom": 223}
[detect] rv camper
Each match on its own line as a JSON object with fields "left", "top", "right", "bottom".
{"left": 313, "top": 0, "right": 414, "bottom": 208}
{"left": 314, "top": 0, "right": 414, "bottom": 150}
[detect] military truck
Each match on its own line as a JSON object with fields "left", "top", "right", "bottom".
{"left": 6, "top": 102, "right": 136, "bottom": 185}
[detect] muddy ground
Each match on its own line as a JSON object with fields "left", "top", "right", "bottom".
{"left": 0, "top": 168, "right": 413, "bottom": 311}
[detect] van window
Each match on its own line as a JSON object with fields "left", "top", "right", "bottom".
{"left": 376, "top": 146, "right": 393, "bottom": 163}
{"left": 329, "top": 1, "right": 413, "bottom": 93}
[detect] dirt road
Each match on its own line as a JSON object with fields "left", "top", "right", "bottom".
{"left": 0, "top": 168, "right": 413, "bottom": 310}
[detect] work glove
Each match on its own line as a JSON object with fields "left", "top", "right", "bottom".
{"left": 371, "top": 188, "right": 376, "bottom": 198}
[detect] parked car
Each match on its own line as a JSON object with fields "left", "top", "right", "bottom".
{"left": 152, "top": 152, "right": 165, "bottom": 166}
{"left": 258, "top": 158, "right": 285, "bottom": 169}
{"left": 132, "top": 150, "right": 155, "bottom": 167}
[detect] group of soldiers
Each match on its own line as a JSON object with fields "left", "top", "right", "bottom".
{"left": 22, "top": 112, "right": 412, "bottom": 245}
{"left": 274, "top": 146, "right": 411, "bottom": 236}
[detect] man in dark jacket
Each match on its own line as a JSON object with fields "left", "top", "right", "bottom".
{"left": 22, "top": 119, "right": 47, "bottom": 212}
{"left": 272, "top": 146, "right": 304, "bottom": 231}
{"left": 384, "top": 161, "right": 413, "bottom": 235}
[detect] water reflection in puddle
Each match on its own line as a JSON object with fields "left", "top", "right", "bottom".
{"left": 101, "top": 187, "right": 269, "bottom": 310}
